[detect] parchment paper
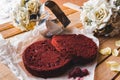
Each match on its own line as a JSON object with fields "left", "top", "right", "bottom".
{"left": 0, "top": 0, "right": 21, "bottom": 24}
{"left": 0, "top": 22, "right": 99, "bottom": 80}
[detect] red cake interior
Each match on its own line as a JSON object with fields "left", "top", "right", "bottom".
{"left": 22, "top": 34, "right": 98, "bottom": 78}
{"left": 23, "top": 40, "right": 72, "bottom": 78}
{"left": 51, "top": 34, "right": 98, "bottom": 64}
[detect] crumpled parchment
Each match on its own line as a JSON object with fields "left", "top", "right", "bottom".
{"left": 0, "top": 0, "right": 21, "bottom": 24}
{"left": 0, "top": 22, "right": 99, "bottom": 80}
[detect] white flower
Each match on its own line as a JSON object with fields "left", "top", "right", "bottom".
{"left": 12, "top": 0, "right": 42, "bottom": 31}
{"left": 99, "top": 47, "right": 111, "bottom": 55}
{"left": 115, "top": 40, "right": 120, "bottom": 47}
{"left": 107, "top": 61, "right": 120, "bottom": 71}
{"left": 93, "top": 3, "right": 112, "bottom": 29}
{"left": 80, "top": 0, "right": 113, "bottom": 33}
{"left": 80, "top": 9, "right": 97, "bottom": 32}
{"left": 112, "top": 49, "right": 119, "bottom": 56}
{"left": 26, "top": 0, "right": 40, "bottom": 13}
{"left": 12, "top": 6, "right": 30, "bottom": 31}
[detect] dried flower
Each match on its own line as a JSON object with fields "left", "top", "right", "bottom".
{"left": 12, "top": 0, "right": 41, "bottom": 31}
{"left": 115, "top": 0, "right": 120, "bottom": 7}
{"left": 107, "top": 61, "right": 120, "bottom": 71}
{"left": 100, "top": 47, "right": 111, "bottom": 55}
{"left": 80, "top": 0, "right": 112, "bottom": 32}
{"left": 115, "top": 40, "right": 120, "bottom": 47}
{"left": 112, "top": 49, "right": 119, "bottom": 56}
{"left": 80, "top": 0, "right": 120, "bottom": 36}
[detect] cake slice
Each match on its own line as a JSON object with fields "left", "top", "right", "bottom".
{"left": 51, "top": 34, "right": 98, "bottom": 64}
{"left": 22, "top": 40, "right": 72, "bottom": 78}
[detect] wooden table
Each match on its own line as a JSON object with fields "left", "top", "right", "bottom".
{"left": 0, "top": 0, "right": 120, "bottom": 80}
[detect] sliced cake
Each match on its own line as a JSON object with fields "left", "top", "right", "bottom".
{"left": 51, "top": 34, "right": 98, "bottom": 64}
{"left": 22, "top": 40, "right": 72, "bottom": 78}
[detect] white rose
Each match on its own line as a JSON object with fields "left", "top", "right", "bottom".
{"left": 80, "top": 0, "right": 113, "bottom": 33}
{"left": 12, "top": 7, "right": 30, "bottom": 31}
{"left": 94, "top": 4, "right": 112, "bottom": 22}
{"left": 80, "top": 1, "right": 97, "bottom": 31}
{"left": 80, "top": 11, "right": 97, "bottom": 33}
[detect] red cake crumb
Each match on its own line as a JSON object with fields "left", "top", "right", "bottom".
{"left": 22, "top": 40, "right": 72, "bottom": 78}
{"left": 51, "top": 34, "right": 98, "bottom": 64}
{"left": 68, "top": 67, "right": 89, "bottom": 79}
{"left": 82, "top": 69, "right": 89, "bottom": 76}
{"left": 76, "top": 77, "right": 84, "bottom": 80}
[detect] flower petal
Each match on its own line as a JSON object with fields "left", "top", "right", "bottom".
{"left": 100, "top": 47, "right": 111, "bottom": 55}
{"left": 107, "top": 61, "right": 120, "bottom": 71}
{"left": 115, "top": 40, "right": 120, "bottom": 47}
{"left": 112, "top": 49, "right": 119, "bottom": 56}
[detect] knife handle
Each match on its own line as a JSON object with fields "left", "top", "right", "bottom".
{"left": 45, "top": 0, "right": 71, "bottom": 28}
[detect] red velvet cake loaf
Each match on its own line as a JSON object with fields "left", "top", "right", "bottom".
{"left": 22, "top": 40, "right": 72, "bottom": 78}
{"left": 51, "top": 34, "right": 98, "bottom": 64}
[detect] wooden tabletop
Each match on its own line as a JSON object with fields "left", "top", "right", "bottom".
{"left": 0, "top": 0, "right": 120, "bottom": 80}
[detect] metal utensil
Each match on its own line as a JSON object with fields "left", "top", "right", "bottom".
{"left": 41, "top": 0, "right": 70, "bottom": 38}
{"left": 43, "top": 20, "right": 64, "bottom": 38}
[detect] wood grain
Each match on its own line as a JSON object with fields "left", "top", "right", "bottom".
{"left": 97, "top": 36, "right": 120, "bottom": 64}
{"left": 41, "top": 0, "right": 88, "bottom": 6}
{"left": 95, "top": 56, "right": 120, "bottom": 80}
{"left": 0, "top": 23, "right": 13, "bottom": 32}
{"left": 115, "top": 74, "right": 120, "bottom": 80}
{"left": 0, "top": 6, "right": 77, "bottom": 39}
{"left": 0, "top": 63, "right": 17, "bottom": 80}
{"left": 95, "top": 36, "right": 120, "bottom": 80}
{"left": 0, "top": 27, "right": 23, "bottom": 38}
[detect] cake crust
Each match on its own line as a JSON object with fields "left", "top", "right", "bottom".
{"left": 22, "top": 34, "right": 98, "bottom": 78}
{"left": 22, "top": 40, "right": 72, "bottom": 78}
{"left": 52, "top": 34, "right": 98, "bottom": 64}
